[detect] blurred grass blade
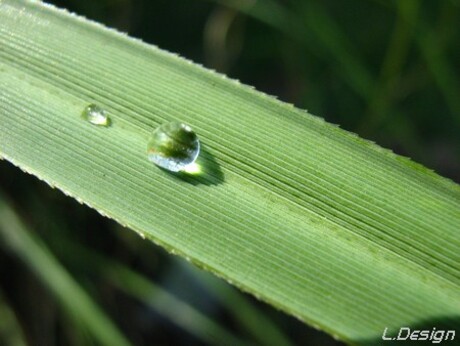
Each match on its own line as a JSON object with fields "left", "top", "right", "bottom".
{"left": 0, "top": 193, "right": 132, "bottom": 346}
{"left": 110, "top": 226, "right": 292, "bottom": 345}
{"left": 0, "top": 198, "right": 250, "bottom": 346}
{"left": 210, "top": 0, "right": 374, "bottom": 98}
{"left": 0, "top": 215, "right": 248, "bottom": 346}
{"left": 295, "top": 1, "right": 374, "bottom": 98}
{"left": 361, "top": 0, "right": 419, "bottom": 133}
{"left": 413, "top": 19, "right": 460, "bottom": 127}
{"left": 369, "top": 0, "right": 460, "bottom": 127}
{"left": 182, "top": 261, "right": 293, "bottom": 346}
{"left": 106, "top": 263, "right": 250, "bottom": 346}
{"left": 1, "top": 1, "right": 460, "bottom": 344}
{"left": 0, "top": 290, "right": 27, "bottom": 346}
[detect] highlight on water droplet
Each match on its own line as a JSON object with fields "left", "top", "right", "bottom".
{"left": 82, "top": 104, "right": 110, "bottom": 126}
{"left": 182, "top": 162, "right": 202, "bottom": 175}
{"left": 147, "top": 121, "right": 200, "bottom": 172}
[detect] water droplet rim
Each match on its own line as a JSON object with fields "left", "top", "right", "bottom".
{"left": 81, "top": 103, "right": 111, "bottom": 127}
{"left": 147, "top": 121, "right": 200, "bottom": 172}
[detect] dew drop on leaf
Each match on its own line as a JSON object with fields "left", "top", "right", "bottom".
{"left": 147, "top": 121, "right": 200, "bottom": 172}
{"left": 82, "top": 104, "right": 110, "bottom": 126}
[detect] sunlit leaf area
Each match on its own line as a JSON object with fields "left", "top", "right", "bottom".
{"left": 1, "top": 1, "right": 459, "bottom": 345}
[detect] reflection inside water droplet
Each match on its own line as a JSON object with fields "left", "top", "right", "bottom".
{"left": 147, "top": 121, "right": 200, "bottom": 172}
{"left": 82, "top": 104, "right": 110, "bottom": 126}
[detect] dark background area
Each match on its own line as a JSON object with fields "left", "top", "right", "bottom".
{"left": 1, "top": 0, "right": 459, "bottom": 345}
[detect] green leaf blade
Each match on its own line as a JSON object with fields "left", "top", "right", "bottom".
{"left": 1, "top": 0, "right": 459, "bottom": 343}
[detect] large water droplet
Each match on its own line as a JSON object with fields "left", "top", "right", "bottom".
{"left": 82, "top": 104, "right": 110, "bottom": 126}
{"left": 147, "top": 121, "right": 200, "bottom": 172}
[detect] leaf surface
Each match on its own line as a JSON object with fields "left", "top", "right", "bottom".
{"left": 1, "top": 0, "right": 459, "bottom": 342}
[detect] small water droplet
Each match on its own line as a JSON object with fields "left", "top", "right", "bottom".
{"left": 82, "top": 104, "right": 110, "bottom": 126}
{"left": 147, "top": 121, "right": 200, "bottom": 172}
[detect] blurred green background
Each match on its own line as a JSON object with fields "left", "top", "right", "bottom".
{"left": 1, "top": 0, "right": 459, "bottom": 345}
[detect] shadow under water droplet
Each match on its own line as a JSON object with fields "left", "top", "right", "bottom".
{"left": 159, "top": 145, "right": 224, "bottom": 186}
